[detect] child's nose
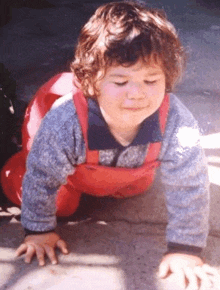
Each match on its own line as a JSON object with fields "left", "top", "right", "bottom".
{"left": 126, "top": 83, "right": 145, "bottom": 100}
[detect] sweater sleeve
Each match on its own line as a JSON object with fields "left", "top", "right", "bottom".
{"left": 159, "top": 95, "right": 210, "bottom": 249}
{"left": 21, "top": 96, "right": 85, "bottom": 232}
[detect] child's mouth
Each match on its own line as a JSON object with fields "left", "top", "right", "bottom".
{"left": 124, "top": 107, "right": 146, "bottom": 111}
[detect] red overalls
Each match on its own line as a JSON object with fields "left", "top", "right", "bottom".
{"left": 1, "top": 73, "right": 169, "bottom": 216}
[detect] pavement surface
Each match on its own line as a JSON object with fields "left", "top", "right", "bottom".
{"left": 0, "top": 0, "right": 220, "bottom": 289}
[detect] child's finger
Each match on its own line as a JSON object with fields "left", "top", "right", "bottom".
{"left": 202, "top": 264, "right": 220, "bottom": 287}
{"left": 202, "top": 264, "right": 220, "bottom": 276}
{"left": 174, "top": 267, "right": 186, "bottom": 289}
{"left": 35, "top": 245, "right": 46, "bottom": 266}
{"left": 44, "top": 244, "right": 58, "bottom": 265}
{"left": 158, "top": 261, "right": 170, "bottom": 278}
{"left": 193, "top": 266, "right": 212, "bottom": 290}
{"left": 15, "top": 243, "right": 28, "bottom": 257}
{"left": 183, "top": 267, "right": 198, "bottom": 290}
{"left": 24, "top": 244, "right": 36, "bottom": 264}
{"left": 56, "top": 239, "right": 69, "bottom": 254}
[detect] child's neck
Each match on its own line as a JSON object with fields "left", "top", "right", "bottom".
{"left": 100, "top": 106, "right": 140, "bottom": 146}
{"left": 109, "top": 125, "right": 139, "bottom": 147}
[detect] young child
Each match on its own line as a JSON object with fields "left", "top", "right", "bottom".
{"left": 1, "top": 1, "right": 216, "bottom": 288}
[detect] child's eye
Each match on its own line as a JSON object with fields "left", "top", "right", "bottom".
{"left": 114, "top": 81, "right": 128, "bottom": 86}
{"left": 144, "top": 80, "right": 157, "bottom": 85}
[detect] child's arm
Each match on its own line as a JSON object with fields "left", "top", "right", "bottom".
{"left": 18, "top": 97, "right": 83, "bottom": 264}
{"left": 158, "top": 95, "right": 214, "bottom": 287}
{"left": 159, "top": 96, "right": 209, "bottom": 250}
{"left": 15, "top": 232, "right": 68, "bottom": 266}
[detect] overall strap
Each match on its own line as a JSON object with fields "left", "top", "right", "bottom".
{"left": 73, "top": 91, "right": 99, "bottom": 164}
{"left": 145, "top": 94, "right": 170, "bottom": 163}
{"left": 159, "top": 94, "right": 170, "bottom": 135}
{"left": 23, "top": 72, "right": 75, "bottom": 153}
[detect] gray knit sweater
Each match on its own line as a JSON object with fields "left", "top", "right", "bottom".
{"left": 21, "top": 93, "right": 209, "bottom": 249}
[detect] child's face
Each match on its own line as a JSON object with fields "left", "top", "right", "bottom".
{"left": 96, "top": 59, "right": 166, "bottom": 132}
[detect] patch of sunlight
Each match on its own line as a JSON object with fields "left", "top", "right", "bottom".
{"left": 177, "top": 127, "right": 200, "bottom": 148}
{"left": 200, "top": 133, "right": 220, "bottom": 186}
{"left": 12, "top": 254, "right": 125, "bottom": 290}
{"left": 70, "top": 253, "right": 121, "bottom": 265}
{"left": 207, "top": 155, "right": 220, "bottom": 164}
{"left": 48, "top": 266, "right": 125, "bottom": 290}
{"left": 0, "top": 265, "right": 16, "bottom": 286}
{"left": 0, "top": 248, "right": 16, "bottom": 262}
{"left": 200, "top": 133, "right": 220, "bottom": 149}
{"left": 208, "top": 165, "right": 220, "bottom": 186}
{"left": 12, "top": 267, "right": 63, "bottom": 290}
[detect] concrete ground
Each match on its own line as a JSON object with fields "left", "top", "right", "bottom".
{"left": 0, "top": 0, "right": 220, "bottom": 289}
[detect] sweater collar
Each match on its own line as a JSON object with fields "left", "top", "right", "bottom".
{"left": 87, "top": 98, "right": 162, "bottom": 150}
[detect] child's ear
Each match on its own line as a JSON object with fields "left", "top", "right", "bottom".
{"left": 87, "top": 85, "right": 95, "bottom": 97}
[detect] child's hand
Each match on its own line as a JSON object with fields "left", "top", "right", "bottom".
{"left": 158, "top": 253, "right": 219, "bottom": 289}
{"left": 15, "top": 232, "right": 68, "bottom": 266}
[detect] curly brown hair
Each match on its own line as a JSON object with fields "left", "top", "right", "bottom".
{"left": 71, "top": 1, "right": 186, "bottom": 97}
